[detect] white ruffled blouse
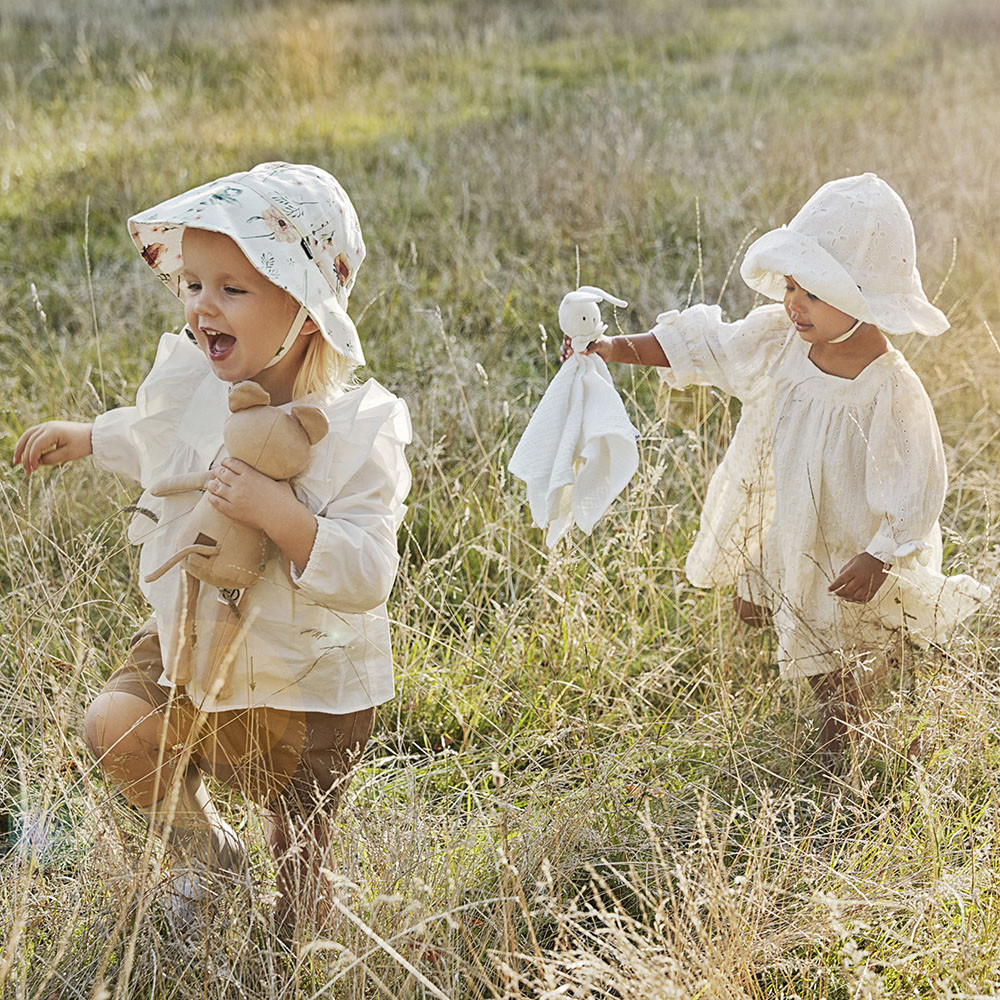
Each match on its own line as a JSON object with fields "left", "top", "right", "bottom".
{"left": 91, "top": 332, "right": 411, "bottom": 713}
{"left": 652, "top": 303, "right": 990, "bottom": 678}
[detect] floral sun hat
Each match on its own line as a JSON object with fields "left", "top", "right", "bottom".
{"left": 740, "top": 173, "right": 949, "bottom": 336}
{"left": 128, "top": 161, "right": 367, "bottom": 365}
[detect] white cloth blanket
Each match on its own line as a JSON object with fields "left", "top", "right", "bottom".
{"left": 509, "top": 353, "right": 639, "bottom": 546}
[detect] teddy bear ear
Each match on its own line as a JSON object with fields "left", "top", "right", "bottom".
{"left": 290, "top": 405, "right": 329, "bottom": 445}
{"left": 229, "top": 381, "right": 271, "bottom": 412}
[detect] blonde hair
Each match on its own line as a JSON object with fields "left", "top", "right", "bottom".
{"left": 292, "top": 329, "right": 356, "bottom": 399}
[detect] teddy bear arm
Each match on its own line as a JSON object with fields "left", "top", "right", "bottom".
{"left": 150, "top": 471, "right": 212, "bottom": 497}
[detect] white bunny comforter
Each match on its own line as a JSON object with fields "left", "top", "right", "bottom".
{"left": 509, "top": 351, "right": 638, "bottom": 547}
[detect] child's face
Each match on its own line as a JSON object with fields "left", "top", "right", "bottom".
{"left": 180, "top": 228, "right": 311, "bottom": 393}
{"left": 783, "top": 276, "right": 858, "bottom": 344}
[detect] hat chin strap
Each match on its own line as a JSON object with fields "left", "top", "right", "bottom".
{"left": 261, "top": 305, "right": 310, "bottom": 370}
{"left": 828, "top": 316, "right": 865, "bottom": 344}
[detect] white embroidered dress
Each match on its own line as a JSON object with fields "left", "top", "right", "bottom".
{"left": 652, "top": 303, "right": 989, "bottom": 678}
{"left": 91, "top": 331, "right": 411, "bottom": 712}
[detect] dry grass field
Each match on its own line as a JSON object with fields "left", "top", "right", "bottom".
{"left": 2, "top": 0, "right": 1000, "bottom": 996}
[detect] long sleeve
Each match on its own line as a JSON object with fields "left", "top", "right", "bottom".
{"left": 90, "top": 331, "right": 220, "bottom": 486}
{"left": 91, "top": 405, "right": 143, "bottom": 481}
{"left": 650, "top": 303, "right": 791, "bottom": 401}
{"left": 290, "top": 385, "right": 411, "bottom": 613}
{"left": 864, "top": 369, "right": 947, "bottom": 564}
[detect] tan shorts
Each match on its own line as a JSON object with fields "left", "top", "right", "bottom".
{"left": 99, "top": 623, "right": 375, "bottom": 817}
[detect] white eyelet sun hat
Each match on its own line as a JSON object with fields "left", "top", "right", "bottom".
{"left": 128, "top": 161, "right": 367, "bottom": 365}
{"left": 740, "top": 173, "right": 949, "bottom": 337}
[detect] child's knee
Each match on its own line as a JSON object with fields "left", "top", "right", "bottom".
{"left": 733, "top": 595, "right": 771, "bottom": 628}
{"left": 83, "top": 694, "right": 113, "bottom": 760}
{"left": 83, "top": 691, "right": 162, "bottom": 764}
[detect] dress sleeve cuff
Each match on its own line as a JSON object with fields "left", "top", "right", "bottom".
{"left": 649, "top": 311, "right": 701, "bottom": 389}
{"left": 865, "top": 533, "right": 929, "bottom": 566}
{"left": 289, "top": 516, "right": 322, "bottom": 589}
{"left": 289, "top": 514, "right": 398, "bottom": 613}
{"left": 91, "top": 408, "right": 142, "bottom": 481}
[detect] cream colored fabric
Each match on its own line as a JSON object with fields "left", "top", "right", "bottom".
{"left": 652, "top": 303, "right": 990, "bottom": 679}
{"left": 741, "top": 173, "right": 949, "bottom": 336}
{"left": 91, "top": 332, "right": 411, "bottom": 712}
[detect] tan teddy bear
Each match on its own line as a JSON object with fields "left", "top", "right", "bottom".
{"left": 144, "top": 380, "right": 328, "bottom": 694}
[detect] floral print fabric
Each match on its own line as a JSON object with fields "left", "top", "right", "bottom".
{"left": 128, "top": 162, "right": 368, "bottom": 365}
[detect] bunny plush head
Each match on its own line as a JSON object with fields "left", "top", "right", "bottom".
{"left": 558, "top": 286, "right": 628, "bottom": 353}
{"left": 224, "top": 381, "right": 329, "bottom": 480}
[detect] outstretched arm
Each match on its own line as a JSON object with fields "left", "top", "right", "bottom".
{"left": 561, "top": 332, "right": 670, "bottom": 367}
{"left": 13, "top": 421, "right": 93, "bottom": 477}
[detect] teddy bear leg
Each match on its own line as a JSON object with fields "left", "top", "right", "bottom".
{"left": 166, "top": 572, "right": 200, "bottom": 687}
{"left": 199, "top": 589, "right": 250, "bottom": 701}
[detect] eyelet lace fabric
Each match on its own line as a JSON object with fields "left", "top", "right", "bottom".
{"left": 741, "top": 173, "right": 949, "bottom": 337}
{"left": 650, "top": 303, "right": 989, "bottom": 680}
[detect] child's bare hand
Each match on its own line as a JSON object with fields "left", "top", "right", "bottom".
{"left": 733, "top": 595, "right": 772, "bottom": 627}
{"left": 828, "top": 552, "right": 889, "bottom": 603}
{"left": 560, "top": 334, "right": 612, "bottom": 364}
{"left": 13, "top": 421, "right": 93, "bottom": 477}
{"left": 207, "top": 457, "right": 319, "bottom": 571}
{"left": 205, "top": 458, "right": 296, "bottom": 530}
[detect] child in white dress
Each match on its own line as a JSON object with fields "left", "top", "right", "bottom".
{"left": 563, "top": 173, "right": 989, "bottom": 760}
{"left": 14, "top": 162, "right": 411, "bottom": 931}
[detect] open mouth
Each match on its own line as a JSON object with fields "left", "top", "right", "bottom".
{"left": 204, "top": 331, "right": 237, "bottom": 360}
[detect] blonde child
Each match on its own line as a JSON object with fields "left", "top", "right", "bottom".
{"left": 562, "top": 173, "right": 989, "bottom": 762}
{"left": 13, "top": 162, "right": 411, "bottom": 932}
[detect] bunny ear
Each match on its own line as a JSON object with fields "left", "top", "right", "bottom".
{"left": 576, "top": 285, "right": 628, "bottom": 308}
{"left": 560, "top": 289, "right": 602, "bottom": 308}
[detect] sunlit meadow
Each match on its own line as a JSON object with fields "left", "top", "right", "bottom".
{"left": 2, "top": 0, "right": 1000, "bottom": 996}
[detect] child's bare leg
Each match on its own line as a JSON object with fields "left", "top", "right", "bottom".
{"left": 261, "top": 707, "right": 374, "bottom": 934}
{"left": 85, "top": 691, "right": 184, "bottom": 810}
{"left": 807, "top": 661, "right": 879, "bottom": 765}
{"left": 807, "top": 671, "right": 850, "bottom": 761}
{"left": 84, "top": 689, "right": 244, "bottom": 871}
{"left": 264, "top": 807, "right": 335, "bottom": 932}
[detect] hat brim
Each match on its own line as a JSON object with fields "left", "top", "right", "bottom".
{"left": 741, "top": 228, "right": 872, "bottom": 320}
{"left": 860, "top": 281, "right": 950, "bottom": 338}
{"left": 741, "top": 227, "right": 948, "bottom": 337}
{"left": 128, "top": 175, "right": 365, "bottom": 365}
